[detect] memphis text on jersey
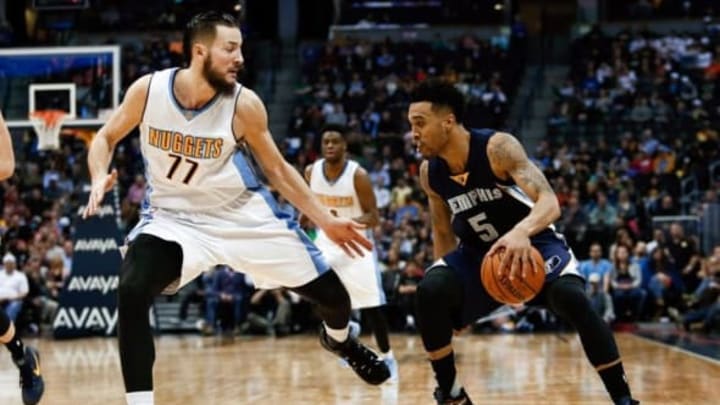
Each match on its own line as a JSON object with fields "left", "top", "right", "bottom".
{"left": 148, "top": 126, "right": 223, "bottom": 159}
{"left": 447, "top": 187, "right": 503, "bottom": 215}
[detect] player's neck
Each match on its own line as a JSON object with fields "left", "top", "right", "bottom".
{"left": 323, "top": 158, "right": 347, "bottom": 181}
{"left": 439, "top": 127, "right": 470, "bottom": 175}
{"left": 173, "top": 69, "right": 217, "bottom": 109}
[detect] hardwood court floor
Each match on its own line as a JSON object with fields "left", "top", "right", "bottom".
{"left": 1, "top": 333, "right": 718, "bottom": 404}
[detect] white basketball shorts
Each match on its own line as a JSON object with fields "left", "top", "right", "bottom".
{"left": 126, "top": 188, "right": 329, "bottom": 293}
{"left": 314, "top": 231, "right": 386, "bottom": 309}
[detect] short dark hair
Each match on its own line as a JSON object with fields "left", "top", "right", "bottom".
{"left": 320, "top": 123, "right": 347, "bottom": 139}
{"left": 410, "top": 79, "right": 466, "bottom": 124}
{"left": 183, "top": 11, "right": 239, "bottom": 66}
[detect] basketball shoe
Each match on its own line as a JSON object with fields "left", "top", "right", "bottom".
{"left": 319, "top": 326, "right": 390, "bottom": 385}
{"left": 384, "top": 355, "right": 399, "bottom": 383}
{"left": 433, "top": 387, "right": 473, "bottom": 405}
{"left": 14, "top": 346, "right": 44, "bottom": 405}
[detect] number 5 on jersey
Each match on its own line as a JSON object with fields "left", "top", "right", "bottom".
{"left": 166, "top": 153, "right": 199, "bottom": 184}
{"left": 468, "top": 212, "right": 499, "bottom": 242}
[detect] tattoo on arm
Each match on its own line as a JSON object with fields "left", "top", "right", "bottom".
{"left": 488, "top": 133, "right": 552, "bottom": 199}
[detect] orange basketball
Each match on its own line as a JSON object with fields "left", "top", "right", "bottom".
{"left": 480, "top": 247, "right": 546, "bottom": 305}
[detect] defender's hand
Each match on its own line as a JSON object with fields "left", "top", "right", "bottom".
{"left": 319, "top": 216, "right": 372, "bottom": 258}
{"left": 82, "top": 169, "right": 118, "bottom": 219}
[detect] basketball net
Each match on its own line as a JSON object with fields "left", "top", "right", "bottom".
{"left": 30, "top": 109, "right": 67, "bottom": 151}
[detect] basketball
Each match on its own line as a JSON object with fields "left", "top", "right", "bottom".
{"left": 480, "top": 247, "right": 546, "bottom": 305}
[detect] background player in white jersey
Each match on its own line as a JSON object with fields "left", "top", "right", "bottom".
{"left": 0, "top": 111, "right": 45, "bottom": 405}
{"left": 303, "top": 124, "right": 398, "bottom": 382}
{"left": 82, "top": 12, "right": 389, "bottom": 405}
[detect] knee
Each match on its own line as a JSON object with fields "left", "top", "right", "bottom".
{"left": 547, "top": 277, "right": 592, "bottom": 319}
{"left": 416, "top": 268, "right": 454, "bottom": 307}
{"left": 117, "top": 274, "right": 152, "bottom": 307}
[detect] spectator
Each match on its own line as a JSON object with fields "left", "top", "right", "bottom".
{"left": 205, "top": 265, "right": 247, "bottom": 335}
{"left": 587, "top": 273, "right": 615, "bottom": 324}
{"left": 647, "top": 247, "right": 683, "bottom": 318}
{"left": 0, "top": 253, "right": 29, "bottom": 321}
{"left": 666, "top": 222, "right": 702, "bottom": 293}
{"left": 579, "top": 242, "right": 613, "bottom": 292}
{"left": 610, "top": 245, "right": 647, "bottom": 322}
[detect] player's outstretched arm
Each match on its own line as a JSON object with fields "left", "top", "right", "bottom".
{"left": 0, "top": 111, "right": 15, "bottom": 180}
{"left": 419, "top": 160, "right": 457, "bottom": 259}
{"left": 234, "top": 88, "right": 371, "bottom": 257}
{"left": 83, "top": 74, "right": 152, "bottom": 218}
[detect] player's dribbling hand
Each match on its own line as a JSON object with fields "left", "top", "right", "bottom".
{"left": 320, "top": 216, "right": 372, "bottom": 259}
{"left": 487, "top": 227, "right": 535, "bottom": 281}
{"left": 82, "top": 169, "right": 118, "bottom": 219}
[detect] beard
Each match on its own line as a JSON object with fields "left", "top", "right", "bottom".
{"left": 202, "top": 55, "right": 239, "bottom": 95}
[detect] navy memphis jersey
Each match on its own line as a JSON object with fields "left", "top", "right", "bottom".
{"left": 427, "top": 128, "right": 572, "bottom": 276}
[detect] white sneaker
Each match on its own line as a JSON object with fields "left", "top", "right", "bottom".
{"left": 383, "top": 356, "right": 398, "bottom": 383}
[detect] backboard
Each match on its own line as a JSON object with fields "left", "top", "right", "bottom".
{"left": 0, "top": 45, "right": 120, "bottom": 129}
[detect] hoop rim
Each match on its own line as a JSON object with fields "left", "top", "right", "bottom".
{"left": 30, "top": 109, "right": 69, "bottom": 127}
{"left": 30, "top": 109, "right": 69, "bottom": 151}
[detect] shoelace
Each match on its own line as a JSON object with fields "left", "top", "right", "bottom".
{"left": 342, "top": 340, "right": 382, "bottom": 375}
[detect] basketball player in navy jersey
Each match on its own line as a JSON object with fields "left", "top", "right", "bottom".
{"left": 407, "top": 80, "right": 638, "bottom": 404}
{"left": 303, "top": 124, "right": 398, "bottom": 381}
{"left": 0, "top": 111, "right": 45, "bottom": 405}
{"left": 82, "top": 12, "right": 388, "bottom": 405}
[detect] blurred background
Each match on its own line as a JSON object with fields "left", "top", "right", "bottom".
{"left": 1, "top": 0, "right": 719, "bottom": 340}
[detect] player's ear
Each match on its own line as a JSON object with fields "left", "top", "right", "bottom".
{"left": 442, "top": 113, "right": 456, "bottom": 131}
{"left": 193, "top": 42, "right": 207, "bottom": 60}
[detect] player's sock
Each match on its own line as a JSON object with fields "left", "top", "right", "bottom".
{"left": 1, "top": 316, "right": 25, "bottom": 361}
{"left": 4, "top": 334, "right": 25, "bottom": 361}
{"left": 598, "top": 362, "right": 632, "bottom": 402}
{"left": 431, "top": 351, "right": 458, "bottom": 395}
{"left": 126, "top": 391, "right": 154, "bottom": 405}
{"left": 324, "top": 322, "right": 349, "bottom": 343}
{"left": 382, "top": 349, "right": 394, "bottom": 359}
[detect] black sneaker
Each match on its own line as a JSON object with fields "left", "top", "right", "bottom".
{"left": 433, "top": 387, "right": 473, "bottom": 404}
{"left": 614, "top": 396, "right": 639, "bottom": 405}
{"left": 14, "top": 346, "right": 45, "bottom": 405}
{"left": 319, "top": 326, "right": 390, "bottom": 385}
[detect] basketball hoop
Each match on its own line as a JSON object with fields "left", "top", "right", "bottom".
{"left": 30, "top": 109, "right": 68, "bottom": 151}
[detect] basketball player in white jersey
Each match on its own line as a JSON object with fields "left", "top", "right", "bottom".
{"left": 0, "top": 111, "right": 45, "bottom": 405}
{"left": 303, "top": 124, "right": 398, "bottom": 382}
{"left": 81, "top": 12, "right": 389, "bottom": 405}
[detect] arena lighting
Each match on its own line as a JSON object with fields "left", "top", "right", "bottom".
{"left": 494, "top": 3, "right": 504, "bottom": 11}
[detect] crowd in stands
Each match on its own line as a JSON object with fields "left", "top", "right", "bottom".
{"left": 2, "top": 17, "right": 720, "bottom": 338}
{"left": 541, "top": 23, "right": 720, "bottom": 329}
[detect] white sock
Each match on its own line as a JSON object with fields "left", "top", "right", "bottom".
{"left": 450, "top": 378, "right": 463, "bottom": 398}
{"left": 382, "top": 349, "right": 394, "bottom": 360}
{"left": 324, "top": 322, "right": 349, "bottom": 343}
{"left": 126, "top": 391, "right": 154, "bottom": 405}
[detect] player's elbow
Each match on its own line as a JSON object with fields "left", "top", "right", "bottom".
{"left": 547, "top": 195, "right": 561, "bottom": 222}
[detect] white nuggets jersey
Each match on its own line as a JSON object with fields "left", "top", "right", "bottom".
{"left": 310, "top": 159, "right": 363, "bottom": 219}
{"left": 310, "top": 158, "right": 386, "bottom": 309}
{"left": 140, "top": 68, "right": 250, "bottom": 212}
{"left": 128, "top": 68, "right": 331, "bottom": 293}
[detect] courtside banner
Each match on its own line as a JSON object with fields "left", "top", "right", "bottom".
{"left": 53, "top": 191, "right": 122, "bottom": 339}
